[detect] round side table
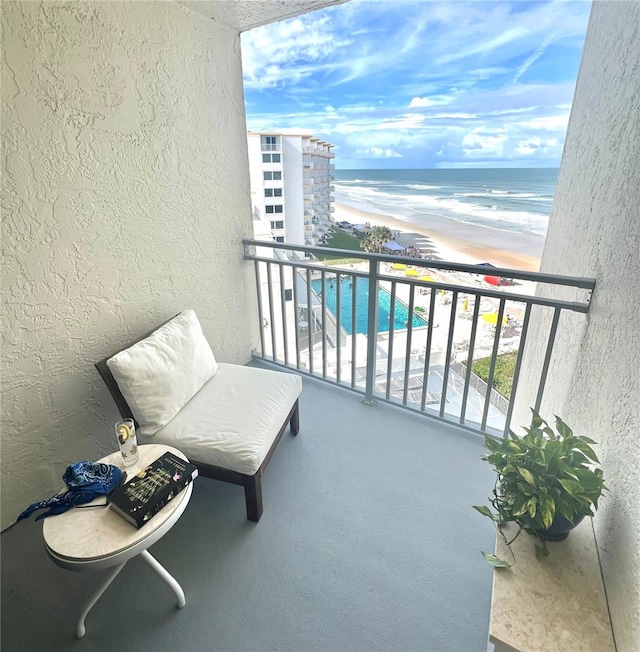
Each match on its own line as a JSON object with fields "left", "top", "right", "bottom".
{"left": 42, "top": 444, "right": 193, "bottom": 638}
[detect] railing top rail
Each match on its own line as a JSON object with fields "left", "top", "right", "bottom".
{"left": 243, "top": 239, "right": 596, "bottom": 290}
{"left": 246, "top": 252, "right": 591, "bottom": 313}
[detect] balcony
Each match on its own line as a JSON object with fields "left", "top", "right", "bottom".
{"left": 2, "top": 1, "right": 638, "bottom": 650}
{"left": 0, "top": 366, "right": 497, "bottom": 651}
{"left": 245, "top": 240, "right": 594, "bottom": 438}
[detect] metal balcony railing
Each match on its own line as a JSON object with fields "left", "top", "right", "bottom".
{"left": 261, "top": 144, "right": 280, "bottom": 152}
{"left": 243, "top": 240, "right": 595, "bottom": 438}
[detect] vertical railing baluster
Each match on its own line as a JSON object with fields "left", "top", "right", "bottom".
{"left": 402, "top": 284, "right": 416, "bottom": 406}
{"left": 385, "top": 282, "right": 397, "bottom": 400}
{"left": 336, "top": 272, "right": 342, "bottom": 384}
{"left": 243, "top": 241, "right": 594, "bottom": 438}
{"left": 534, "top": 307, "right": 561, "bottom": 413}
{"left": 363, "top": 261, "right": 380, "bottom": 404}
{"left": 420, "top": 287, "right": 437, "bottom": 411}
{"left": 306, "top": 268, "right": 314, "bottom": 375}
{"left": 266, "top": 263, "right": 277, "bottom": 361}
{"left": 254, "top": 260, "right": 265, "bottom": 358}
{"left": 481, "top": 298, "right": 506, "bottom": 431}
{"left": 460, "top": 295, "right": 482, "bottom": 425}
{"left": 503, "top": 303, "right": 532, "bottom": 436}
{"left": 279, "top": 264, "right": 289, "bottom": 367}
{"left": 321, "top": 271, "right": 327, "bottom": 378}
{"left": 439, "top": 290, "right": 459, "bottom": 418}
{"left": 292, "top": 266, "right": 301, "bottom": 370}
{"left": 351, "top": 276, "right": 357, "bottom": 388}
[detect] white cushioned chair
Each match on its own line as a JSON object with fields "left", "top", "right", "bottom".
{"left": 95, "top": 310, "right": 302, "bottom": 522}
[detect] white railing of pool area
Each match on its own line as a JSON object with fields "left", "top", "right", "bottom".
{"left": 243, "top": 239, "right": 595, "bottom": 438}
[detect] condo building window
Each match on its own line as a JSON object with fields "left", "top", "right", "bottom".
{"left": 262, "top": 153, "right": 281, "bottom": 163}
{"left": 264, "top": 188, "right": 283, "bottom": 198}
{"left": 263, "top": 171, "right": 282, "bottom": 181}
{"left": 275, "top": 236, "right": 285, "bottom": 243}
{"left": 270, "top": 220, "right": 284, "bottom": 229}
{"left": 265, "top": 205, "right": 284, "bottom": 214}
{"left": 261, "top": 136, "right": 279, "bottom": 151}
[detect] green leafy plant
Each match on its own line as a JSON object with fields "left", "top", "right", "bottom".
{"left": 473, "top": 409, "right": 606, "bottom": 567}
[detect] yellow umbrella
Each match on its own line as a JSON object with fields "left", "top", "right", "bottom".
{"left": 405, "top": 268, "right": 419, "bottom": 276}
{"left": 418, "top": 275, "right": 435, "bottom": 282}
{"left": 482, "top": 313, "right": 507, "bottom": 325}
{"left": 392, "top": 263, "right": 407, "bottom": 270}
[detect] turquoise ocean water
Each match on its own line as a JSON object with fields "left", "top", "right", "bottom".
{"left": 334, "top": 168, "right": 558, "bottom": 238}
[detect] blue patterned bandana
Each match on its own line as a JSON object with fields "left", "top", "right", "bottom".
{"left": 17, "top": 461, "right": 123, "bottom": 522}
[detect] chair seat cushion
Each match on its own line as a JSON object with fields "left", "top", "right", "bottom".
{"left": 140, "top": 364, "right": 302, "bottom": 475}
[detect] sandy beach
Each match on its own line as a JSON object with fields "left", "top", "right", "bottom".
{"left": 333, "top": 201, "right": 545, "bottom": 272}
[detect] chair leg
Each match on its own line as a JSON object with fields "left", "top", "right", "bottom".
{"left": 244, "top": 473, "right": 263, "bottom": 523}
{"left": 290, "top": 400, "right": 300, "bottom": 436}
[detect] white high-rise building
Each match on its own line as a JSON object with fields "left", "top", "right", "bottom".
{"left": 247, "top": 132, "right": 336, "bottom": 247}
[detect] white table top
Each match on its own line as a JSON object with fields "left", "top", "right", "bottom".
{"left": 43, "top": 445, "right": 193, "bottom": 564}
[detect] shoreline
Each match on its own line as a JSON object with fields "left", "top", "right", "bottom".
{"left": 333, "top": 201, "right": 544, "bottom": 272}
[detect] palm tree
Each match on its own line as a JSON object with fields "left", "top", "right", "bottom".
{"left": 360, "top": 225, "right": 392, "bottom": 253}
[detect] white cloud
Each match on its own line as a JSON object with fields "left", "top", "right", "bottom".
{"left": 356, "top": 147, "right": 402, "bottom": 159}
{"left": 242, "top": 14, "right": 352, "bottom": 89}
{"left": 521, "top": 115, "right": 570, "bottom": 131}
{"left": 409, "top": 97, "right": 430, "bottom": 108}
{"left": 513, "top": 32, "right": 557, "bottom": 82}
{"left": 242, "top": 0, "right": 590, "bottom": 167}
{"left": 378, "top": 114, "right": 426, "bottom": 130}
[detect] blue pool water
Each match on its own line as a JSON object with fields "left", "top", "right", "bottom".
{"left": 311, "top": 276, "right": 427, "bottom": 335}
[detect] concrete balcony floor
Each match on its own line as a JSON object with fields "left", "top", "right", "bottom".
{"left": 1, "top": 364, "right": 496, "bottom": 652}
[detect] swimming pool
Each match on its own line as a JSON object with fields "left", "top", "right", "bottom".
{"left": 311, "top": 276, "right": 427, "bottom": 335}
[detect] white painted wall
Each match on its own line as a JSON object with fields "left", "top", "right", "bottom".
{"left": 514, "top": 2, "right": 640, "bottom": 648}
{"left": 1, "top": 2, "right": 260, "bottom": 528}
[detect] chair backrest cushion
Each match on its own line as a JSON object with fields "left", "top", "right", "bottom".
{"left": 106, "top": 310, "right": 218, "bottom": 437}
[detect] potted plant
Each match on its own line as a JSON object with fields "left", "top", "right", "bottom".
{"left": 473, "top": 409, "right": 606, "bottom": 567}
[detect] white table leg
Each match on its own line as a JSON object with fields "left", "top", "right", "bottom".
{"left": 140, "top": 549, "right": 186, "bottom": 608}
{"left": 76, "top": 561, "right": 127, "bottom": 639}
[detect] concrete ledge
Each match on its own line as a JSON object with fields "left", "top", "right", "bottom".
{"left": 489, "top": 520, "right": 615, "bottom": 652}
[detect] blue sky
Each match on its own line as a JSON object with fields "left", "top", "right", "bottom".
{"left": 241, "top": 0, "right": 591, "bottom": 169}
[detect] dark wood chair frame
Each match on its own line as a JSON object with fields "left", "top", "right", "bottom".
{"left": 95, "top": 317, "right": 300, "bottom": 523}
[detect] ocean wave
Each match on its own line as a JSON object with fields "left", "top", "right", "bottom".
{"left": 338, "top": 179, "right": 380, "bottom": 185}
{"left": 453, "top": 191, "right": 549, "bottom": 199}
{"left": 349, "top": 189, "right": 546, "bottom": 234}
{"left": 407, "top": 184, "right": 443, "bottom": 190}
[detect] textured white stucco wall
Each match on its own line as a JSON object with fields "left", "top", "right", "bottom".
{"left": 513, "top": 2, "right": 640, "bottom": 648}
{"left": 1, "top": 2, "right": 260, "bottom": 528}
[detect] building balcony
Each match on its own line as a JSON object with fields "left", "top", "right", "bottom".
{"left": 0, "top": 367, "right": 498, "bottom": 651}
{"left": 3, "top": 2, "right": 637, "bottom": 650}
